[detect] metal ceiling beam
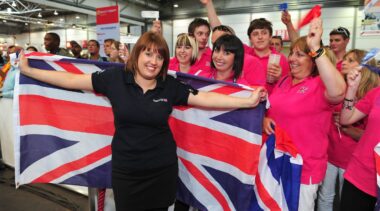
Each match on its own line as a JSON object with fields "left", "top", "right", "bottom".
{"left": 24, "top": 0, "right": 145, "bottom": 25}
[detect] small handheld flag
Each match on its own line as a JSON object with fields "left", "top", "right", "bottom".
{"left": 297, "top": 5, "right": 321, "bottom": 30}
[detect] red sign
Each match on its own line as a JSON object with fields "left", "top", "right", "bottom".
{"left": 96, "top": 5, "right": 119, "bottom": 25}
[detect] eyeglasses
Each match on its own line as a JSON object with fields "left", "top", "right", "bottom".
{"left": 333, "top": 27, "right": 350, "bottom": 38}
{"left": 212, "top": 25, "right": 234, "bottom": 34}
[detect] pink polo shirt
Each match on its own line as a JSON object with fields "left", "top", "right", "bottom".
{"left": 268, "top": 75, "right": 334, "bottom": 184}
{"left": 243, "top": 54, "right": 266, "bottom": 86}
{"left": 327, "top": 104, "right": 359, "bottom": 169}
{"left": 344, "top": 87, "right": 380, "bottom": 197}
{"left": 196, "top": 68, "right": 250, "bottom": 86}
{"left": 168, "top": 57, "right": 201, "bottom": 75}
{"left": 336, "top": 60, "right": 343, "bottom": 72}
{"left": 190, "top": 47, "right": 212, "bottom": 74}
{"left": 244, "top": 44, "right": 290, "bottom": 94}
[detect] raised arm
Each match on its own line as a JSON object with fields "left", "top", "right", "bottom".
{"left": 200, "top": 0, "right": 221, "bottom": 29}
{"left": 307, "top": 18, "right": 346, "bottom": 104}
{"left": 281, "top": 10, "right": 298, "bottom": 43}
{"left": 151, "top": 20, "right": 162, "bottom": 34}
{"left": 19, "top": 52, "right": 93, "bottom": 91}
{"left": 188, "top": 86, "right": 266, "bottom": 109}
{"left": 340, "top": 67, "right": 367, "bottom": 125}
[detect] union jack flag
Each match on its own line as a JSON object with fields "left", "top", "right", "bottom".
{"left": 15, "top": 52, "right": 302, "bottom": 210}
{"left": 375, "top": 143, "right": 380, "bottom": 211}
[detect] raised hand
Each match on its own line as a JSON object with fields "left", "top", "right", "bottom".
{"left": 281, "top": 10, "right": 292, "bottom": 26}
{"left": 346, "top": 66, "right": 362, "bottom": 89}
{"left": 151, "top": 20, "right": 162, "bottom": 34}
{"left": 200, "top": 0, "right": 211, "bottom": 5}
{"left": 307, "top": 17, "right": 323, "bottom": 52}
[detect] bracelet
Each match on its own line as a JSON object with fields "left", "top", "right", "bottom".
{"left": 343, "top": 99, "right": 354, "bottom": 110}
{"left": 344, "top": 98, "right": 354, "bottom": 102}
{"left": 308, "top": 47, "right": 325, "bottom": 59}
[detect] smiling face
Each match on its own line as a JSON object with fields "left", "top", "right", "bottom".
{"left": 175, "top": 44, "right": 193, "bottom": 65}
{"left": 212, "top": 47, "right": 235, "bottom": 75}
{"left": 109, "top": 43, "right": 119, "bottom": 60}
{"left": 249, "top": 28, "right": 271, "bottom": 51}
{"left": 136, "top": 48, "right": 164, "bottom": 81}
{"left": 288, "top": 46, "right": 314, "bottom": 79}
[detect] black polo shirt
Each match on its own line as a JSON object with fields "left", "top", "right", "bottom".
{"left": 92, "top": 67, "right": 197, "bottom": 171}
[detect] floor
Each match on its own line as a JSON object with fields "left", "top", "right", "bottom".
{"left": 0, "top": 165, "right": 89, "bottom": 211}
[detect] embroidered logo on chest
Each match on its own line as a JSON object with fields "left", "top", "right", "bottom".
{"left": 297, "top": 86, "right": 309, "bottom": 94}
{"left": 153, "top": 98, "right": 168, "bottom": 103}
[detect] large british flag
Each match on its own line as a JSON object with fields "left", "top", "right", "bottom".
{"left": 15, "top": 52, "right": 302, "bottom": 210}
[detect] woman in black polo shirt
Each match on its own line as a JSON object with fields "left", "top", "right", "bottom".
{"left": 19, "top": 31, "right": 266, "bottom": 211}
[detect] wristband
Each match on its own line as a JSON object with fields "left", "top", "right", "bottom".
{"left": 308, "top": 47, "right": 325, "bottom": 59}
{"left": 344, "top": 98, "right": 354, "bottom": 102}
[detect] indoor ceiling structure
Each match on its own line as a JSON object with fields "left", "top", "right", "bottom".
{"left": 0, "top": 0, "right": 365, "bottom": 35}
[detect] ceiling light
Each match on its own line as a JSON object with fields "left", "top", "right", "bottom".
{"left": 3, "top": 20, "right": 7, "bottom": 23}
{"left": 11, "top": 1, "right": 16, "bottom": 7}
{"left": 25, "top": 22, "right": 28, "bottom": 25}
{"left": 38, "top": 12, "right": 42, "bottom": 18}
{"left": 60, "top": 18, "right": 64, "bottom": 22}
{"left": 72, "top": 24, "right": 77, "bottom": 28}
{"left": 173, "top": 4, "right": 179, "bottom": 8}
{"left": 37, "top": 21, "right": 41, "bottom": 24}
{"left": 7, "top": 7, "right": 12, "bottom": 13}
{"left": 54, "top": 10, "right": 58, "bottom": 15}
{"left": 75, "top": 15, "right": 80, "bottom": 19}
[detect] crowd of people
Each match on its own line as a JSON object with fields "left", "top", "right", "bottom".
{"left": 0, "top": 0, "right": 379, "bottom": 210}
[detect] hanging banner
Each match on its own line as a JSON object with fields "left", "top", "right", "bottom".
{"left": 96, "top": 5, "right": 120, "bottom": 56}
{"left": 361, "top": 0, "right": 380, "bottom": 36}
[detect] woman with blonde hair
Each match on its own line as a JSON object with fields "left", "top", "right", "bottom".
{"left": 169, "top": 33, "right": 198, "bottom": 74}
{"left": 317, "top": 49, "right": 380, "bottom": 210}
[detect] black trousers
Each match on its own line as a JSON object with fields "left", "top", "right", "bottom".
{"left": 340, "top": 179, "right": 376, "bottom": 211}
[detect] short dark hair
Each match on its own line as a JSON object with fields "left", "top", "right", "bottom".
{"left": 329, "top": 27, "right": 350, "bottom": 39}
{"left": 188, "top": 18, "right": 211, "bottom": 36}
{"left": 126, "top": 32, "right": 169, "bottom": 80}
{"left": 104, "top": 38, "right": 115, "bottom": 44}
{"left": 247, "top": 18, "right": 273, "bottom": 37}
{"left": 272, "top": 35, "right": 283, "bottom": 46}
{"left": 88, "top": 39, "right": 100, "bottom": 48}
{"left": 46, "top": 32, "right": 60, "bottom": 44}
{"left": 26, "top": 46, "right": 38, "bottom": 52}
{"left": 211, "top": 34, "right": 244, "bottom": 81}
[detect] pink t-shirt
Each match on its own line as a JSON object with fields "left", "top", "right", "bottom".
{"left": 336, "top": 60, "right": 343, "bottom": 72}
{"left": 244, "top": 44, "right": 290, "bottom": 94}
{"left": 327, "top": 104, "right": 359, "bottom": 169}
{"left": 243, "top": 54, "right": 266, "bottom": 86}
{"left": 344, "top": 87, "right": 380, "bottom": 197}
{"left": 168, "top": 57, "right": 201, "bottom": 75}
{"left": 196, "top": 68, "right": 250, "bottom": 86}
{"left": 268, "top": 75, "right": 334, "bottom": 184}
{"left": 189, "top": 47, "right": 212, "bottom": 74}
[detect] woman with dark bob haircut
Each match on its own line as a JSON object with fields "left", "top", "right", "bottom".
{"left": 18, "top": 31, "right": 267, "bottom": 210}
{"left": 204, "top": 34, "right": 248, "bottom": 84}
